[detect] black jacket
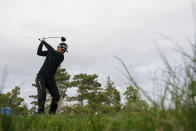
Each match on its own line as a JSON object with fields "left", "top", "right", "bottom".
{"left": 37, "top": 41, "right": 64, "bottom": 79}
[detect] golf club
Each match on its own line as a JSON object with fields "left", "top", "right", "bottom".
{"left": 38, "top": 36, "right": 66, "bottom": 42}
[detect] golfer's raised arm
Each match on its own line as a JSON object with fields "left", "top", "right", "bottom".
{"left": 37, "top": 42, "right": 48, "bottom": 56}
{"left": 42, "top": 41, "right": 56, "bottom": 54}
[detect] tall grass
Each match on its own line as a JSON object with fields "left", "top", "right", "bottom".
{"left": 116, "top": 36, "right": 196, "bottom": 130}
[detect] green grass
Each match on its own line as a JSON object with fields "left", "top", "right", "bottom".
{"left": 1, "top": 106, "right": 196, "bottom": 131}
{"left": 0, "top": 114, "right": 121, "bottom": 131}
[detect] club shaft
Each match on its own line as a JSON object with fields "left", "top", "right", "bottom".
{"left": 38, "top": 36, "right": 65, "bottom": 41}
{"left": 46, "top": 37, "right": 62, "bottom": 39}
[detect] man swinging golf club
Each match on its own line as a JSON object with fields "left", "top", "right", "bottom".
{"left": 36, "top": 37, "right": 68, "bottom": 114}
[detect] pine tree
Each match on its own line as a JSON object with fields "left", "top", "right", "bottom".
{"left": 68, "top": 73, "right": 103, "bottom": 113}
{"left": 0, "top": 86, "right": 29, "bottom": 115}
{"left": 103, "top": 77, "right": 121, "bottom": 113}
{"left": 105, "top": 77, "right": 121, "bottom": 105}
{"left": 124, "top": 86, "right": 140, "bottom": 103}
{"left": 123, "top": 86, "right": 149, "bottom": 111}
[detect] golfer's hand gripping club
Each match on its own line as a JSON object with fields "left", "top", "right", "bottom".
{"left": 38, "top": 38, "right": 46, "bottom": 42}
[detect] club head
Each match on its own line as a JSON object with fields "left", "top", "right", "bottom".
{"left": 61, "top": 37, "right": 66, "bottom": 42}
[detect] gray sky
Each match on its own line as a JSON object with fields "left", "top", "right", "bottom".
{"left": 0, "top": 0, "right": 195, "bottom": 104}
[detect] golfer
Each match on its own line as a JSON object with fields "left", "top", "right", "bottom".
{"left": 36, "top": 38, "right": 68, "bottom": 114}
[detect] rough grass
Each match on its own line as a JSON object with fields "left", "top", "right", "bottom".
{"left": 1, "top": 106, "right": 196, "bottom": 131}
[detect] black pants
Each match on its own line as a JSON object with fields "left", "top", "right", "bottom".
{"left": 36, "top": 76, "right": 60, "bottom": 114}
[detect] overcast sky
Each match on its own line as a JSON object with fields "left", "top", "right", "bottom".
{"left": 0, "top": 0, "right": 195, "bottom": 104}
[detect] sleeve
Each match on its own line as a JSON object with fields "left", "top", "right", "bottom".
{"left": 37, "top": 42, "right": 48, "bottom": 56}
{"left": 41, "top": 41, "right": 56, "bottom": 54}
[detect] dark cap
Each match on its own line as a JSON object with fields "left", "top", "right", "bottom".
{"left": 58, "top": 43, "right": 68, "bottom": 52}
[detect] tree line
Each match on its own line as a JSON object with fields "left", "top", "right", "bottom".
{"left": 0, "top": 67, "right": 149, "bottom": 115}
